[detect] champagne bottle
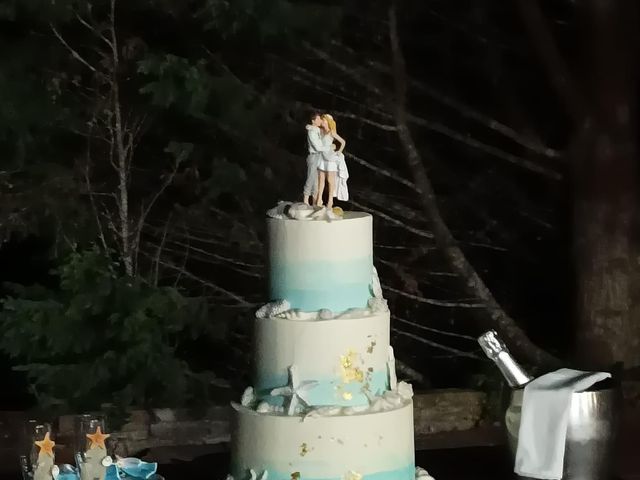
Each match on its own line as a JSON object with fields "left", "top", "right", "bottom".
{"left": 478, "top": 330, "right": 532, "bottom": 388}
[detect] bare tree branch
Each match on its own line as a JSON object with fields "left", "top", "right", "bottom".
{"left": 74, "top": 12, "right": 114, "bottom": 49}
{"left": 391, "top": 327, "right": 482, "bottom": 359}
{"left": 392, "top": 315, "right": 478, "bottom": 341}
{"left": 346, "top": 152, "right": 417, "bottom": 191}
{"left": 388, "top": 1, "right": 559, "bottom": 368}
{"left": 383, "top": 284, "right": 484, "bottom": 308}
{"left": 349, "top": 199, "right": 434, "bottom": 239}
{"left": 305, "top": 42, "right": 562, "bottom": 178}
{"left": 83, "top": 137, "right": 109, "bottom": 252}
{"left": 394, "top": 359, "right": 425, "bottom": 383}
{"left": 408, "top": 114, "right": 562, "bottom": 179}
{"left": 151, "top": 240, "right": 263, "bottom": 278}
{"left": 50, "top": 24, "right": 98, "bottom": 73}
{"left": 152, "top": 213, "right": 172, "bottom": 286}
{"left": 139, "top": 249, "right": 254, "bottom": 306}
{"left": 353, "top": 56, "right": 564, "bottom": 160}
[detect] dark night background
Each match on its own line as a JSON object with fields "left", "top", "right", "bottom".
{"left": 0, "top": 0, "right": 638, "bottom": 449}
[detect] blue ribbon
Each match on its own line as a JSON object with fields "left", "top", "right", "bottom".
{"left": 57, "top": 464, "right": 80, "bottom": 480}
{"left": 112, "top": 458, "right": 158, "bottom": 479}
{"left": 55, "top": 458, "right": 157, "bottom": 480}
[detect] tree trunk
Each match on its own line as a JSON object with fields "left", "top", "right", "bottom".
{"left": 572, "top": 0, "right": 640, "bottom": 368}
{"left": 109, "top": 0, "right": 134, "bottom": 277}
{"left": 388, "top": 2, "right": 559, "bottom": 369}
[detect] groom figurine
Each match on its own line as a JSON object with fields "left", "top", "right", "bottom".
{"left": 303, "top": 112, "right": 330, "bottom": 205}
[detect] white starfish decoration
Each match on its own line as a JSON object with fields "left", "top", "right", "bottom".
{"left": 269, "top": 365, "right": 319, "bottom": 415}
{"left": 387, "top": 346, "right": 398, "bottom": 390}
{"left": 249, "top": 469, "right": 269, "bottom": 480}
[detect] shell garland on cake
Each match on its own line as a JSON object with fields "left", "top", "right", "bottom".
{"left": 267, "top": 202, "right": 343, "bottom": 222}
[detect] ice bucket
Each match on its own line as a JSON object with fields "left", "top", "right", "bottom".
{"left": 505, "top": 384, "right": 622, "bottom": 480}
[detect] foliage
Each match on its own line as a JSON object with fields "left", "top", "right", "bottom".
{"left": 0, "top": 248, "right": 213, "bottom": 414}
{"left": 1, "top": 0, "right": 609, "bottom": 386}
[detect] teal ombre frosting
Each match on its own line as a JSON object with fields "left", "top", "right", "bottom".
{"left": 270, "top": 257, "right": 372, "bottom": 312}
{"left": 255, "top": 370, "right": 389, "bottom": 407}
{"left": 232, "top": 464, "right": 415, "bottom": 480}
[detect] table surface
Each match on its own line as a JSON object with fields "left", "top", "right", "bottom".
{"left": 2, "top": 446, "right": 634, "bottom": 480}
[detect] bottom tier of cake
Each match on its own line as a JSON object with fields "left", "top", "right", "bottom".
{"left": 230, "top": 402, "right": 415, "bottom": 480}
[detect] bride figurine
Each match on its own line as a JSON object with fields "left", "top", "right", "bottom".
{"left": 316, "top": 114, "right": 347, "bottom": 209}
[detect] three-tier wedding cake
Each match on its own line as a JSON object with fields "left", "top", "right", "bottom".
{"left": 228, "top": 203, "right": 423, "bottom": 480}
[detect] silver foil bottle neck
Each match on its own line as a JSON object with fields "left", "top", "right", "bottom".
{"left": 478, "top": 330, "right": 533, "bottom": 388}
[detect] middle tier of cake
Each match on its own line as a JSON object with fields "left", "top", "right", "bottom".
{"left": 253, "top": 310, "right": 392, "bottom": 408}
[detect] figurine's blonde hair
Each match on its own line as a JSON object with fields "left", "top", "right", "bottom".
{"left": 322, "top": 114, "right": 337, "bottom": 134}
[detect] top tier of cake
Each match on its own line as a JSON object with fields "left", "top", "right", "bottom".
{"left": 267, "top": 212, "right": 373, "bottom": 313}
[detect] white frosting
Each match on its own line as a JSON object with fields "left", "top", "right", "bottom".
{"left": 253, "top": 310, "right": 391, "bottom": 406}
{"left": 268, "top": 211, "right": 371, "bottom": 262}
{"left": 230, "top": 401, "right": 415, "bottom": 480}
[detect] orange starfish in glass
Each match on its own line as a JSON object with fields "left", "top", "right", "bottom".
{"left": 35, "top": 432, "right": 55, "bottom": 457}
{"left": 86, "top": 426, "right": 110, "bottom": 450}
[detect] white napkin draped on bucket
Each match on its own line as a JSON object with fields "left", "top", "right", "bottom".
{"left": 514, "top": 368, "right": 611, "bottom": 480}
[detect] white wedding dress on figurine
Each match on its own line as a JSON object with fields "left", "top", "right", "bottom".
{"left": 334, "top": 152, "right": 349, "bottom": 201}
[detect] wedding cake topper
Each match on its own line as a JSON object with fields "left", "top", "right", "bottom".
{"left": 303, "top": 112, "right": 349, "bottom": 209}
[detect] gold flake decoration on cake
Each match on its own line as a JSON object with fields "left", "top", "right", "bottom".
{"left": 359, "top": 367, "right": 374, "bottom": 395}
{"left": 332, "top": 207, "right": 344, "bottom": 217}
{"left": 299, "top": 442, "right": 310, "bottom": 456}
{"left": 291, "top": 472, "right": 301, "bottom": 480}
{"left": 342, "top": 391, "right": 353, "bottom": 400}
{"left": 366, "top": 340, "right": 377, "bottom": 354}
{"left": 360, "top": 381, "right": 370, "bottom": 395}
{"left": 340, "top": 350, "right": 364, "bottom": 384}
{"left": 343, "top": 471, "right": 362, "bottom": 480}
